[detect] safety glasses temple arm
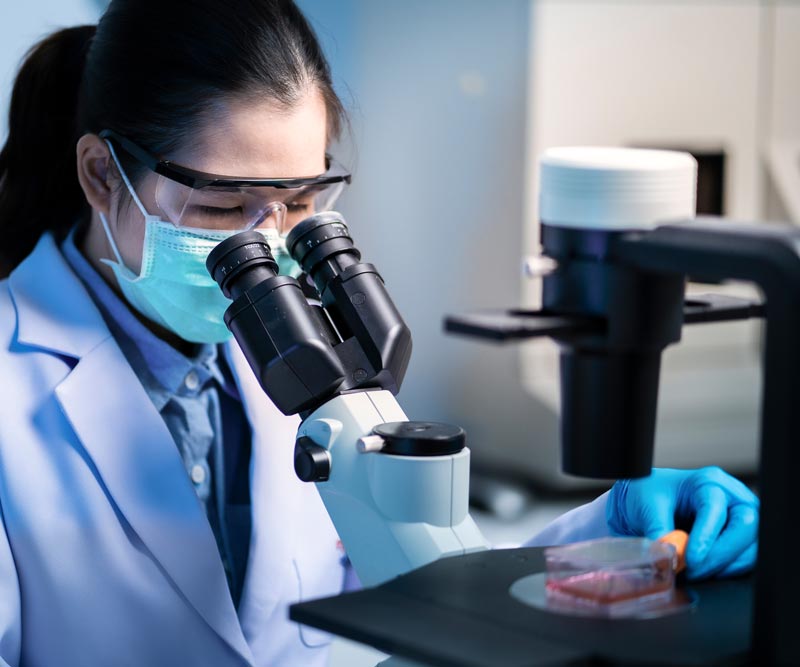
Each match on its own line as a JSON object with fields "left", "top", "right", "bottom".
{"left": 99, "top": 130, "right": 352, "bottom": 189}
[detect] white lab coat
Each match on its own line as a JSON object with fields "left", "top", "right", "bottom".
{"left": 0, "top": 234, "right": 610, "bottom": 667}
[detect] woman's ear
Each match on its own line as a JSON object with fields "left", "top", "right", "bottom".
{"left": 76, "top": 134, "right": 113, "bottom": 215}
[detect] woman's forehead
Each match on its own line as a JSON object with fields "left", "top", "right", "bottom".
{"left": 170, "top": 90, "right": 329, "bottom": 179}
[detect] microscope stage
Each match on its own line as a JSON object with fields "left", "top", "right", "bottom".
{"left": 290, "top": 547, "right": 752, "bottom": 667}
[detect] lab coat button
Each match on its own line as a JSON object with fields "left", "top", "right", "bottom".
{"left": 185, "top": 370, "right": 200, "bottom": 391}
{"left": 191, "top": 464, "right": 206, "bottom": 485}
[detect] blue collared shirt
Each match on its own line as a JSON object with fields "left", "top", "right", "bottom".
{"left": 61, "top": 227, "right": 252, "bottom": 608}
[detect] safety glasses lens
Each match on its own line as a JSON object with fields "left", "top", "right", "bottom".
{"left": 154, "top": 177, "right": 347, "bottom": 233}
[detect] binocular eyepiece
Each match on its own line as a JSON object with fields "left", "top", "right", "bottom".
{"left": 285, "top": 211, "right": 361, "bottom": 290}
{"left": 207, "top": 233, "right": 280, "bottom": 300}
{"left": 207, "top": 211, "right": 363, "bottom": 310}
{"left": 206, "top": 221, "right": 347, "bottom": 416}
{"left": 206, "top": 211, "right": 412, "bottom": 417}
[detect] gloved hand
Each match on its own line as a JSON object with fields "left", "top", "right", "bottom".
{"left": 606, "top": 467, "right": 759, "bottom": 580}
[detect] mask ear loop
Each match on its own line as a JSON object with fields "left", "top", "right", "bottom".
{"left": 98, "top": 211, "right": 125, "bottom": 267}
{"left": 99, "top": 139, "right": 150, "bottom": 269}
{"left": 104, "top": 139, "right": 149, "bottom": 218}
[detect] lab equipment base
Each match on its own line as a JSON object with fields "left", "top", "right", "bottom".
{"left": 290, "top": 547, "right": 752, "bottom": 667}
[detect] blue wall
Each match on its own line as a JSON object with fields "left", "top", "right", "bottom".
{"left": 296, "top": 1, "right": 556, "bottom": 475}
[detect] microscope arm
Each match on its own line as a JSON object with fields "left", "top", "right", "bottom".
{"left": 295, "top": 390, "right": 489, "bottom": 588}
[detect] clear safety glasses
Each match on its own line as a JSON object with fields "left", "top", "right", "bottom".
{"left": 100, "top": 129, "right": 351, "bottom": 234}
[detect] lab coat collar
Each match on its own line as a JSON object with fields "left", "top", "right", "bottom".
{"left": 8, "top": 233, "right": 110, "bottom": 359}
{"left": 11, "top": 234, "right": 255, "bottom": 665}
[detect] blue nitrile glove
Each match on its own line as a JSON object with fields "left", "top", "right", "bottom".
{"left": 606, "top": 467, "right": 759, "bottom": 580}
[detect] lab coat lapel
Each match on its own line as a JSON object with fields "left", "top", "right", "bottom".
{"left": 9, "top": 236, "right": 254, "bottom": 665}
{"left": 8, "top": 234, "right": 108, "bottom": 358}
{"left": 54, "top": 337, "right": 255, "bottom": 666}
{"left": 224, "top": 343, "right": 302, "bottom": 627}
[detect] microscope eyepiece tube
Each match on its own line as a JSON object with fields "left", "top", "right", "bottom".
{"left": 206, "top": 230, "right": 347, "bottom": 415}
{"left": 285, "top": 211, "right": 362, "bottom": 294}
{"left": 206, "top": 231, "right": 280, "bottom": 300}
{"left": 286, "top": 211, "right": 413, "bottom": 395}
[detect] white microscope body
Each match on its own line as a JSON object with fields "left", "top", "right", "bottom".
{"left": 297, "top": 390, "right": 488, "bottom": 587}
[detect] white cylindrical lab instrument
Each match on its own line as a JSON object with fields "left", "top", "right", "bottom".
{"left": 539, "top": 146, "right": 697, "bottom": 231}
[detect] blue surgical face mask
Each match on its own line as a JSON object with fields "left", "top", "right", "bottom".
{"left": 99, "top": 142, "right": 299, "bottom": 344}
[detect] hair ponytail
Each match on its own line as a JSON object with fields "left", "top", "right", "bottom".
{"left": 0, "top": 25, "right": 95, "bottom": 276}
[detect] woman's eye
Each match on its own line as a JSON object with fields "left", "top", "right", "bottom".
{"left": 198, "top": 205, "right": 243, "bottom": 217}
{"left": 286, "top": 203, "right": 310, "bottom": 213}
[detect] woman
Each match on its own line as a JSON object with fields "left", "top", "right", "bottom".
{"left": 0, "top": 1, "right": 759, "bottom": 665}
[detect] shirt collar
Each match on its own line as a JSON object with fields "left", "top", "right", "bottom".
{"left": 61, "top": 226, "right": 236, "bottom": 410}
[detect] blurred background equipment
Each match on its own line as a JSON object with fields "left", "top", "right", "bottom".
{"left": 518, "top": 0, "right": 800, "bottom": 487}
{"left": 297, "top": 0, "right": 800, "bottom": 492}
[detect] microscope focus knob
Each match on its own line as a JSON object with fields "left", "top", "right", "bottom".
{"left": 372, "top": 422, "right": 466, "bottom": 456}
{"left": 294, "top": 437, "right": 332, "bottom": 482}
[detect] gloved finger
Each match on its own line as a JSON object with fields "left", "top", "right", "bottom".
{"left": 714, "top": 542, "right": 758, "bottom": 579}
{"left": 686, "top": 484, "right": 729, "bottom": 566}
{"left": 698, "top": 467, "right": 759, "bottom": 507}
{"left": 637, "top": 492, "right": 677, "bottom": 540}
{"left": 686, "top": 503, "right": 758, "bottom": 578}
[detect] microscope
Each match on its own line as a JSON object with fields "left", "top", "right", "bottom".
{"left": 281, "top": 148, "right": 800, "bottom": 666}
{"left": 206, "top": 211, "right": 488, "bottom": 589}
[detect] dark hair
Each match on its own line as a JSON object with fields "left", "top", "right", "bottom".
{"left": 0, "top": 0, "right": 345, "bottom": 276}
